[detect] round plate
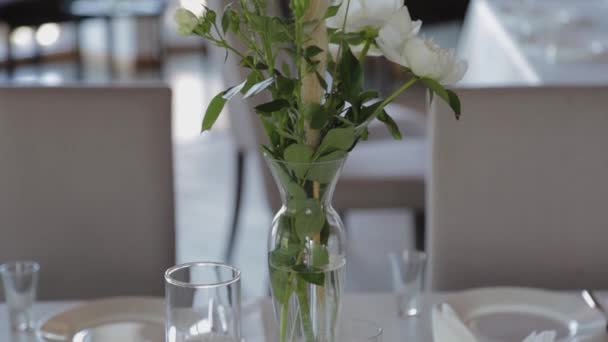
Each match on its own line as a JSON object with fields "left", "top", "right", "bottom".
{"left": 444, "top": 287, "right": 606, "bottom": 341}
{"left": 38, "top": 297, "right": 164, "bottom": 341}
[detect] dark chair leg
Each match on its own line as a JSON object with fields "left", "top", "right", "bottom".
{"left": 74, "top": 20, "right": 84, "bottom": 80}
{"left": 414, "top": 209, "right": 426, "bottom": 252}
{"left": 33, "top": 25, "right": 43, "bottom": 74}
{"left": 6, "top": 27, "right": 14, "bottom": 79}
{"left": 104, "top": 16, "right": 116, "bottom": 78}
{"left": 156, "top": 16, "right": 166, "bottom": 78}
{"left": 224, "top": 150, "right": 246, "bottom": 263}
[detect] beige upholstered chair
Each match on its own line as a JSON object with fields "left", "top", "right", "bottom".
{"left": 428, "top": 86, "right": 608, "bottom": 291}
{"left": 0, "top": 86, "right": 175, "bottom": 300}
{"left": 205, "top": 1, "right": 428, "bottom": 261}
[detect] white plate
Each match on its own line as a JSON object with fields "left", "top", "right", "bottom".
{"left": 443, "top": 287, "right": 606, "bottom": 341}
{"left": 38, "top": 297, "right": 164, "bottom": 341}
{"left": 37, "top": 297, "right": 275, "bottom": 342}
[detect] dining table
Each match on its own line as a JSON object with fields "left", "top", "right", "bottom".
{"left": 459, "top": 0, "right": 608, "bottom": 86}
{"left": 2, "top": 292, "right": 608, "bottom": 342}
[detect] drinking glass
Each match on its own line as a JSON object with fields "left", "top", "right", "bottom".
{"left": 0, "top": 261, "right": 40, "bottom": 332}
{"left": 165, "top": 262, "right": 241, "bottom": 342}
{"left": 389, "top": 250, "right": 427, "bottom": 318}
{"left": 337, "top": 319, "right": 383, "bottom": 342}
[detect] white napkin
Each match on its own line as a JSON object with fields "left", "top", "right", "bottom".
{"left": 432, "top": 303, "right": 556, "bottom": 342}
{"left": 522, "top": 331, "right": 557, "bottom": 342}
{"left": 432, "top": 303, "right": 478, "bottom": 342}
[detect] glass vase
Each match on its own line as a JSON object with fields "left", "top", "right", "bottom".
{"left": 265, "top": 153, "right": 347, "bottom": 342}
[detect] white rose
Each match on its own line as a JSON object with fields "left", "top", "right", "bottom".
{"left": 174, "top": 8, "right": 199, "bottom": 36}
{"left": 380, "top": 36, "right": 468, "bottom": 85}
{"left": 326, "top": 0, "right": 405, "bottom": 56}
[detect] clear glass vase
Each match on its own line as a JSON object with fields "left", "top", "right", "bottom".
{"left": 265, "top": 153, "right": 347, "bottom": 342}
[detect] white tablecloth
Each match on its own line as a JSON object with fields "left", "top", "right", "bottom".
{"left": 460, "top": 0, "right": 608, "bottom": 86}
{"left": 2, "top": 293, "right": 608, "bottom": 342}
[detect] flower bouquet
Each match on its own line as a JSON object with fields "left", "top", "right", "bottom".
{"left": 175, "top": 0, "right": 466, "bottom": 341}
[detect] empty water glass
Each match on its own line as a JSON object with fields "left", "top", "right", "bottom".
{"left": 0, "top": 261, "right": 40, "bottom": 332}
{"left": 338, "top": 319, "right": 383, "bottom": 342}
{"left": 389, "top": 250, "right": 427, "bottom": 318}
{"left": 165, "top": 262, "right": 241, "bottom": 342}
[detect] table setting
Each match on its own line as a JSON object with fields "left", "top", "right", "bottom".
{"left": 4, "top": 255, "right": 608, "bottom": 341}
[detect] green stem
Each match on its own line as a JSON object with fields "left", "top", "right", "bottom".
{"left": 280, "top": 304, "right": 289, "bottom": 342}
{"left": 358, "top": 39, "right": 372, "bottom": 61}
{"left": 296, "top": 277, "right": 315, "bottom": 342}
{"left": 330, "top": 0, "right": 352, "bottom": 95}
{"left": 355, "top": 76, "right": 419, "bottom": 133}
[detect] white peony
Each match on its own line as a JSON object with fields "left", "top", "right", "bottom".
{"left": 376, "top": 7, "right": 422, "bottom": 62}
{"left": 326, "top": 0, "right": 402, "bottom": 32}
{"left": 380, "top": 36, "right": 468, "bottom": 85}
{"left": 174, "top": 8, "right": 199, "bottom": 36}
{"left": 326, "top": 0, "right": 409, "bottom": 56}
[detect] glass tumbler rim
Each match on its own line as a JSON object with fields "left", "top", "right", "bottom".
{"left": 164, "top": 261, "right": 241, "bottom": 289}
{"left": 401, "top": 250, "right": 427, "bottom": 264}
{"left": 0, "top": 260, "right": 40, "bottom": 275}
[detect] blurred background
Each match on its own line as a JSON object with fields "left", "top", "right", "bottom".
{"left": 0, "top": 0, "right": 470, "bottom": 299}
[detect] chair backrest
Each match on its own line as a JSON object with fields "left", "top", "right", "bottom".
{"left": 0, "top": 85, "right": 175, "bottom": 300}
{"left": 428, "top": 86, "right": 608, "bottom": 291}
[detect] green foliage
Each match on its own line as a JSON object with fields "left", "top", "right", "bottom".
{"left": 192, "top": 0, "right": 462, "bottom": 156}
{"left": 294, "top": 199, "right": 325, "bottom": 239}
{"left": 201, "top": 92, "right": 227, "bottom": 132}
{"left": 311, "top": 244, "right": 330, "bottom": 268}
{"left": 186, "top": 4, "right": 463, "bottom": 335}
{"left": 284, "top": 143, "right": 314, "bottom": 178}
{"left": 377, "top": 111, "right": 403, "bottom": 140}
{"left": 318, "top": 127, "right": 356, "bottom": 154}
{"left": 421, "top": 78, "right": 462, "bottom": 119}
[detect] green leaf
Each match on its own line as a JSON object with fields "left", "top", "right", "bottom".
{"left": 339, "top": 42, "right": 364, "bottom": 101}
{"left": 276, "top": 75, "right": 295, "bottom": 99}
{"left": 421, "top": 78, "right": 462, "bottom": 119}
{"left": 446, "top": 89, "right": 462, "bottom": 120}
{"left": 243, "top": 77, "right": 274, "bottom": 98}
{"left": 270, "top": 269, "right": 291, "bottom": 303}
{"left": 303, "top": 104, "right": 328, "bottom": 130}
{"left": 284, "top": 144, "right": 314, "bottom": 178}
{"left": 221, "top": 9, "right": 231, "bottom": 33}
{"left": 306, "top": 151, "right": 346, "bottom": 183}
{"left": 318, "top": 127, "right": 356, "bottom": 154}
{"left": 295, "top": 200, "right": 325, "bottom": 240}
{"left": 304, "top": 45, "right": 324, "bottom": 58}
{"left": 270, "top": 246, "right": 299, "bottom": 268}
{"left": 286, "top": 182, "right": 309, "bottom": 212}
{"left": 360, "top": 90, "right": 380, "bottom": 103}
{"left": 284, "top": 144, "right": 314, "bottom": 163}
{"left": 223, "top": 80, "right": 247, "bottom": 100}
{"left": 201, "top": 92, "right": 227, "bottom": 132}
{"left": 287, "top": 182, "right": 307, "bottom": 199}
{"left": 255, "top": 62, "right": 269, "bottom": 70}
{"left": 377, "top": 111, "right": 403, "bottom": 140}
{"left": 311, "top": 244, "right": 329, "bottom": 268}
{"left": 359, "top": 100, "right": 383, "bottom": 124}
{"left": 315, "top": 71, "right": 328, "bottom": 91}
{"left": 255, "top": 99, "right": 290, "bottom": 114}
{"left": 203, "top": 7, "right": 216, "bottom": 23}
{"left": 294, "top": 265, "right": 325, "bottom": 286}
{"left": 325, "top": 3, "right": 342, "bottom": 19}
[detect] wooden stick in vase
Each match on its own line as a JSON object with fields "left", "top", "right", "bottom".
{"left": 302, "top": 0, "right": 329, "bottom": 151}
